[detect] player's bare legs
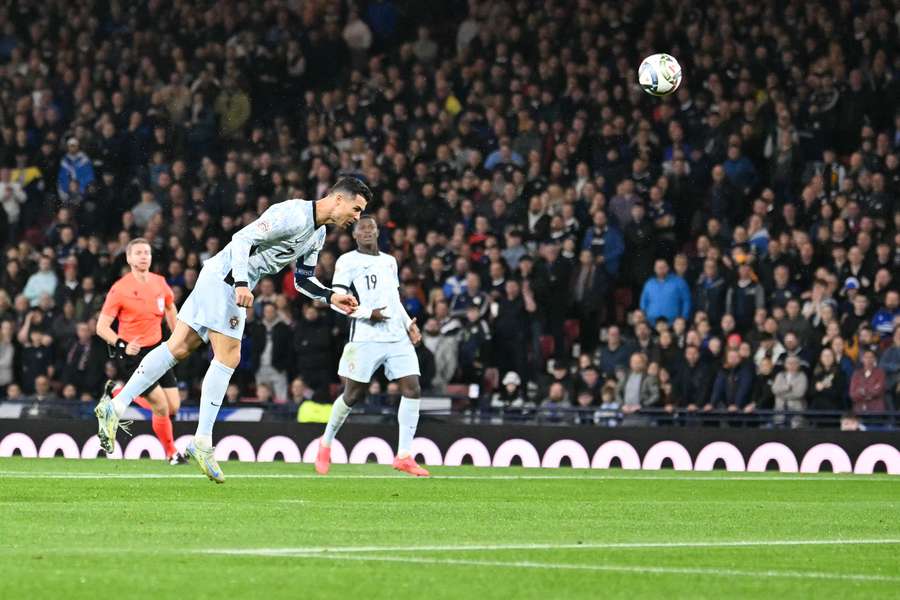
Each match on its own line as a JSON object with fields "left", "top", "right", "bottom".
{"left": 186, "top": 330, "right": 240, "bottom": 483}
{"left": 392, "top": 375, "right": 429, "bottom": 477}
{"left": 316, "top": 377, "right": 367, "bottom": 474}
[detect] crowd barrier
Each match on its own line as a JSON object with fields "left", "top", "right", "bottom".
{"left": 1, "top": 419, "right": 898, "bottom": 475}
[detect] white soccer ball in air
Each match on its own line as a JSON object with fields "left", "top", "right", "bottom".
{"left": 638, "top": 53, "right": 683, "bottom": 97}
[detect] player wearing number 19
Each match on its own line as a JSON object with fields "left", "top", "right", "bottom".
{"left": 315, "top": 215, "right": 429, "bottom": 477}
{"left": 94, "top": 178, "right": 367, "bottom": 483}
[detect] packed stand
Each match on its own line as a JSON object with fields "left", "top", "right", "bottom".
{"left": 0, "top": 0, "right": 898, "bottom": 428}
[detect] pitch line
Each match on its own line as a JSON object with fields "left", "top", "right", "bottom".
{"left": 200, "top": 538, "right": 900, "bottom": 557}
{"left": 0, "top": 471, "right": 895, "bottom": 481}
{"left": 203, "top": 552, "right": 900, "bottom": 583}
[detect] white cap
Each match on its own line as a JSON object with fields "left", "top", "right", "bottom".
{"left": 502, "top": 372, "right": 521, "bottom": 387}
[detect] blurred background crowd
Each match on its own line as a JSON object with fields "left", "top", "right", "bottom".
{"left": 0, "top": 0, "right": 898, "bottom": 427}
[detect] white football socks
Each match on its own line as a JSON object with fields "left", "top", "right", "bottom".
{"left": 397, "top": 397, "right": 420, "bottom": 459}
{"left": 112, "top": 344, "right": 179, "bottom": 417}
{"left": 194, "top": 360, "right": 235, "bottom": 444}
{"left": 322, "top": 395, "right": 352, "bottom": 447}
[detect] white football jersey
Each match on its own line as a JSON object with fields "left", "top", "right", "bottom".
{"left": 203, "top": 199, "right": 326, "bottom": 289}
{"left": 333, "top": 250, "right": 412, "bottom": 343}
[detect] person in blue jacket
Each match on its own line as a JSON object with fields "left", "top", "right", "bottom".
{"left": 639, "top": 259, "right": 692, "bottom": 324}
{"left": 581, "top": 210, "right": 624, "bottom": 277}
{"left": 58, "top": 138, "right": 95, "bottom": 201}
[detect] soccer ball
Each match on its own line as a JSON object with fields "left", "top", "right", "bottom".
{"left": 638, "top": 53, "right": 682, "bottom": 97}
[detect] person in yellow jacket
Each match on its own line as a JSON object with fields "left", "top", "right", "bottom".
{"left": 214, "top": 78, "right": 251, "bottom": 140}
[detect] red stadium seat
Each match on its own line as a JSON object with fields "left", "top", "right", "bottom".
{"left": 445, "top": 384, "right": 470, "bottom": 399}
{"left": 539, "top": 336, "right": 555, "bottom": 361}
{"left": 482, "top": 368, "right": 499, "bottom": 394}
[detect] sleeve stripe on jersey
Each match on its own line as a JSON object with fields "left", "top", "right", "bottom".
{"left": 297, "top": 277, "right": 333, "bottom": 303}
{"left": 333, "top": 283, "right": 350, "bottom": 291}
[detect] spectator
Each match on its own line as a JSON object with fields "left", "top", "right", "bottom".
{"left": 288, "top": 377, "right": 313, "bottom": 405}
{"left": 0, "top": 168, "right": 25, "bottom": 239}
{"left": 581, "top": 211, "right": 624, "bottom": 279}
{"left": 28, "top": 375, "right": 60, "bottom": 404}
{"left": 23, "top": 257, "right": 58, "bottom": 307}
{"left": 615, "top": 352, "right": 659, "bottom": 415}
{"left": 595, "top": 325, "right": 632, "bottom": 380}
{"left": 214, "top": 78, "right": 252, "bottom": 140}
{"left": 58, "top": 138, "right": 95, "bottom": 202}
{"left": 709, "top": 349, "right": 754, "bottom": 413}
{"left": 491, "top": 279, "right": 534, "bottom": 384}
{"left": 491, "top": 371, "right": 526, "bottom": 411}
{"left": 292, "top": 304, "right": 334, "bottom": 391}
{"left": 725, "top": 263, "right": 765, "bottom": 332}
{"left": 132, "top": 191, "right": 162, "bottom": 230}
{"left": 252, "top": 303, "right": 293, "bottom": 402}
{"left": 639, "top": 259, "right": 692, "bottom": 325}
{"left": 571, "top": 249, "right": 607, "bottom": 353}
{"left": 750, "top": 356, "right": 776, "bottom": 415}
{"left": 810, "top": 347, "right": 848, "bottom": 416}
{"left": 871, "top": 291, "right": 900, "bottom": 338}
{"left": 772, "top": 355, "right": 809, "bottom": 429}
{"left": 535, "top": 379, "right": 569, "bottom": 419}
{"left": 449, "top": 272, "right": 489, "bottom": 319}
{"left": 59, "top": 322, "right": 105, "bottom": 397}
{"left": 850, "top": 349, "right": 887, "bottom": 414}
{"left": 693, "top": 259, "right": 728, "bottom": 328}
{"left": 673, "top": 344, "right": 712, "bottom": 413}
{"left": 458, "top": 305, "right": 492, "bottom": 384}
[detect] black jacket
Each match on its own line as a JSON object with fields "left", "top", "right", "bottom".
{"left": 293, "top": 317, "right": 335, "bottom": 389}
{"left": 673, "top": 360, "right": 713, "bottom": 407}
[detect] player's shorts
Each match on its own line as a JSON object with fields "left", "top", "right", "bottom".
{"left": 118, "top": 342, "right": 178, "bottom": 393}
{"left": 338, "top": 339, "right": 421, "bottom": 383}
{"left": 177, "top": 266, "right": 246, "bottom": 343}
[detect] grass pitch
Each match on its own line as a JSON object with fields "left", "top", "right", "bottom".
{"left": 0, "top": 457, "right": 898, "bottom": 599}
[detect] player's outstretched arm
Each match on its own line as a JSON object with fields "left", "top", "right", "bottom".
{"left": 294, "top": 264, "right": 359, "bottom": 313}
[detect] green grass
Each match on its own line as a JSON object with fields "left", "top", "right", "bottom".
{"left": 0, "top": 458, "right": 898, "bottom": 599}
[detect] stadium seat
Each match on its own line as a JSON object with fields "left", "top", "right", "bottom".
{"left": 445, "top": 384, "right": 470, "bottom": 399}
{"left": 539, "top": 336, "right": 555, "bottom": 362}
{"left": 483, "top": 368, "right": 499, "bottom": 395}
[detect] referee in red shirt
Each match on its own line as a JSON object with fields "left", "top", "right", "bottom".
{"left": 96, "top": 238, "right": 185, "bottom": 463}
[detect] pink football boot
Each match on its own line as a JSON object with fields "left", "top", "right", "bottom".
{"left": 392, "top": 455, "right": 430, "bottom": 477}
{"left": 315, "top": 443, "right": 331, "bottom": 475}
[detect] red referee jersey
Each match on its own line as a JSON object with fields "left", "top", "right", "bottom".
{"left": 100, "top": 272, "right": 174, "bottom": 347}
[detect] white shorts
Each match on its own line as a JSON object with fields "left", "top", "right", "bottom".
{"left": 177, "top": 267, "right": 246, "bottom": 343}
{"left": 338, "top": 340, "right": 420, "bottom": 383}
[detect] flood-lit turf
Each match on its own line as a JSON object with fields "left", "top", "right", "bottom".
{"left": 0, "top": 457, "right": 898, "bottom": 599}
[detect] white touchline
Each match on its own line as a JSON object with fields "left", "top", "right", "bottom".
{"left": 0, "top": 471, "right": 896, "bottom": 482}
{"left": 201, "top": 538, "right": 900, "bottom": 556}
{"left": 204, "top": 552, "right": 900, "bottom": 583}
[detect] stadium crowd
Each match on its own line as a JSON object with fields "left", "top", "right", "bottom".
{"left": 0, "top": 0, "right": 898, "bottom": 427}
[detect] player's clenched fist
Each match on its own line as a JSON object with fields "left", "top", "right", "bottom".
{"left": 235, "top": 286, "right": 254, "bottom": 308}
{"left": 331, "top": 293, "right": 358, "bottom": 314}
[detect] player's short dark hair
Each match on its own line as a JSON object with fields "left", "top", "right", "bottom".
{"left": 330, "top": 177, "right": 373, "bottom": 204}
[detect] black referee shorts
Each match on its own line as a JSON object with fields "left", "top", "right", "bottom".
{"left": 117, "top": 342, "right": 178, "bottom": 394}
